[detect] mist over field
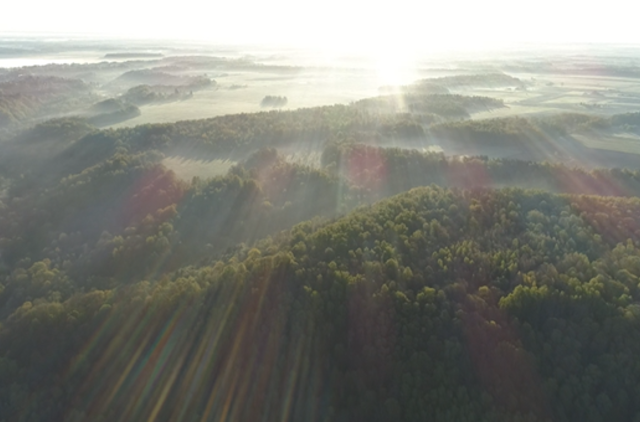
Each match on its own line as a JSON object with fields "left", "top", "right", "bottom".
{"left": 2, "top": 37, "right": 640, "bottom": 168}
{"left": 1, "top": 34, "right": 640, "bottom": 422}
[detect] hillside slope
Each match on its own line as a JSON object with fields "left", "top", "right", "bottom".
{"left": 1, "top": 186, "right": 640, "bottom": 422}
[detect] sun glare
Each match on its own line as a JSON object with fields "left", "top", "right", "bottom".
{"left": 374, "top": 47, "right": 419, "bottom": 87}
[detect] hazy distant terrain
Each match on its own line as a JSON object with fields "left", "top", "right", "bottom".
{"left": 1, "top": 37, "right": 639, "bottom": 171}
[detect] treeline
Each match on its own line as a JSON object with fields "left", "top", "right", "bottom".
{"left": 0, "top": 117, "right": 96, "bottom": 174}
{"left": 379, "top": 73, "right": 524, "bottom": 94}
{"left": 0, "top": 94, "right": 40, "bottom": 127}
{"left": 103, "top": 52, "right": 164, "bottom": 59}
{"left": 29, "top": 100, "right": 637, "bottom": 170}
{"left": 322, "top": 143, "right": 640, "bottom": 199}
{"left": 533, "top": 112, "right": 640, "bottom": 134}
{"left": 0, "top": 75, "right": 95, "bottom": 127}
{"left": 261, "top": 95, "right": 288, "bottom": 108}
{"left": 429, "top": 116, "right": 551, "bottom": 151}
{"left": 111, "top": 70, "right": 212, "bottom": 88}
{"left": 426, "top": 112, "right": 640, "bottom": 167}
{"left": 0, "top": 67, "right": 214, "bottom": 130}
{"left": 1, "top": 186, "right": 639, "bottom": 421}
{"left": 1, "top": 141, "right": 639, "bottom": 320}
{"left": 53, "top": 104, "right": 424, "bottom": 161}
{"left": 425, "top": 72, "right": 525, "bottom": 88}
{"left": 122, "top": 84, "right": 201, "bottom": 105}
{"left": 0, "top": 75, "right": 89, "bottom": 98}
{"left": 379, "top": 79, "right": 450, "bottom": 95}
{"left": 85, "top": 98, "right": 141, "bottom": 127}
{"left": 356, "top": 93, "right": 504, "bottom": 118}
{"left": 426, "top": 112, "right": 640, "bottom": 164}
{"left": 609, "top": 112, "right": 640, "bottom": 132}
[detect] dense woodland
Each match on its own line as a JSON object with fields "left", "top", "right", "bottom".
{"left": 3, "top": 100, "right": 632, "bottom": 169}
{"left": 0, "top": 75, "right": 97, "bottom": 127}
{"left": 0, "top": 61, "right": 216, "bottom": 131}
{"left": 122, "top": 85, "right": 199, "bottom": 105}
{"left": 0, "top": 66, "right": 640, "bottom": 421}
{"left": 1, "top": 180, "right": 640, "bottom": 422}
{"left": 84, "top": 99, "right": 141, "bottom": 127}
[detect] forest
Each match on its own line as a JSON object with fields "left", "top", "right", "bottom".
{"left": 1, "top": 178, "right": 640, "bottom": 421}
{"left": 2, "top": 98, "right": 632, "bottom": 170}
{"left": 0, "top": 54, "right": 639, "bottom": 422}
{"left": 0, "top": 121, "right": 639, "bottom": 421}
{"left": 0, "top": 75, "right": 96, "bottom": 127}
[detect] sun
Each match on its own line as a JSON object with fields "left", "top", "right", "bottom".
{"left": 374, "top": 46, "right": 419, "bottom": 87}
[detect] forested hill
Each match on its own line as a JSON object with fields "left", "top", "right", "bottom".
{"left": 1, "top": 144, "right": 639, "bottom": 306}
{"left": 1, "top": 186, "right": 640, "bottom": 421}
{"left": 0, "top": 74, "right": 640, "bottom": 422}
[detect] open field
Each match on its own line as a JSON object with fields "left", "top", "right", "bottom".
{"left": 572, "top": 132, "right": 640, "bottom": 154}
{"left": 467, "top": 74, "right": 640, "bottom": 120}
{"left": 111, "top": 69, "right": 640, "bottom": 163}
{"left": 162, "top": 156, "right": 235, "bottom": 180}
{"left": 109, "top": 68, "right": 384, "bottom": 128}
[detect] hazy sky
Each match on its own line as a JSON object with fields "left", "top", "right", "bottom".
{"left": 3, "top": 0, "right": 638, "bottom": 49}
